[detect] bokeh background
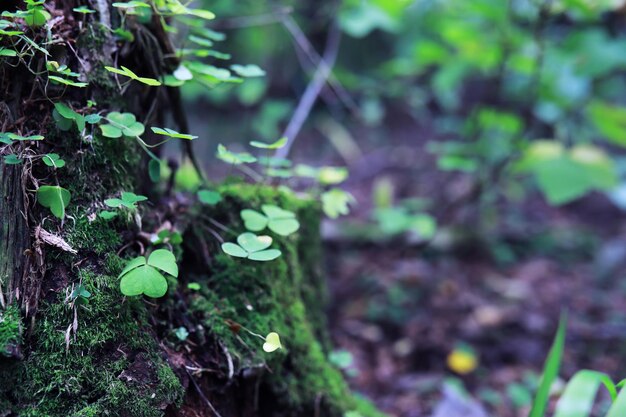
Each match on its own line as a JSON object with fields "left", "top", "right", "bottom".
{"left": 174, "top": 1, "right": 626, "bottom": 416}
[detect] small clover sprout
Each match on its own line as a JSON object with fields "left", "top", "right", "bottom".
{"left": 105, "top": 65, "right": 162, "bottom": 86}
{"left": 249, "top": 137, "right": 287, "bottom": 149}
{"left": 99, "top": 211, "right": 118, "bottom": 220}
{"left": 175, "top": 327, "right": 189, "bottom": 341}
{"left": 197, "top": 189, "right": 222, "bottom": 205}
{"left": 329, "top": 349, "right": 354, "bottom": 369}
{"left": 37, "top": 185, "right": 71, "bottom": 219}
{"left": 42, "top": 153, "right": 65, "bottom": 168}
{"left": 151, "top": 229, "right": 183, "bottom": 245}
{"left": 216, "top": 144, "right": 257, "bottom": 164}
{"left": 321, "top": 189, "right": 355, "bottom": 219}
{"left": 240, "top": 205, "right": 300, "bottom": 236}
{"left": 69, "top": 284, "right": 91, "bottom": 306}
{"left": 262, "top": 332, "right": 282, "bottom": 353}
{"left": 118, "top": 249, "right": 178, "bottom": 298}
{"left": 100, "top": 112, "right": 145, "bottom": 138}
{"left": 221, "top": 232, "right": 281, "bottom": 261}
{"left": 104, "top": 191, "right": 147, "bottom": 209}
{"left": 151, "top": 127, "right": 197, "bottom": 140}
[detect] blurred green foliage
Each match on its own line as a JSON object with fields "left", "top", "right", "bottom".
{"left": 191, "top": 0, "right": 626, "bottom": 210}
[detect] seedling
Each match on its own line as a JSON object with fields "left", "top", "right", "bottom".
{"left": 221, "top": 232, "right": 281, "bottom": 261}
{"left": 69, "top": 284, "right": 91, "bottom": 306}
{"left": 118, "top": 249, "right": 178, "bottom": 298}
{"left": 262, "top": 332, "right": 282, "bottom": 352}
{"left": 240, "top": 205, "right": 300, "bottom": 236}
{"left": 150, "top": 229, "right": 183, "bottom": 246}
{"left": 174, "top": 327, "right": 189, "bottom": 341}
{"left": 37, "top": 185, "right": 71, "bottom": 219}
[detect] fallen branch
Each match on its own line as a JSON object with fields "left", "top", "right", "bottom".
{"left": 275, "top": 20, "right": 342, "bottom": 159}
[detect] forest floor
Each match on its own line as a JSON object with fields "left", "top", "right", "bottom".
{"left": 311, "top": 113, "right": 626, "bottom": 417}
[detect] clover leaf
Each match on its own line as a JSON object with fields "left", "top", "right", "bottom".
{"left": 221, "top": 232, "right": 281, "bottom": 261}
{"left": 5, "top": 133, "right": 44, "bottom": 141}
{"left": 3, "top": 154, "right": 22, "bottom": 165}
{"left": 119, "top": 249, "right": 178, "bottom": 298}
{"left": 151, "top": 127, "right": 197, "bottom": 140}
{"left": 250, "top": 137, "right": 287, "bottom": 149}
{"left": 216, "top": 144, "right": 257, "bottom": 164}
{"left": 42, "top": 153, "right": 65, "bottom": 168}
{"left": 37, "top": 185, "right": 71, "bottom": 219}
{"left": 230, "top": 64, "right": 266, "bottom": 78}
{"left": 240, "top": 204, "right": 300, "bottom": 236}
{"left": 105, "top": 65, "right": 162, "bottom": 86}
{"left": 100, "top": 112, "right": 145, "bottom": 138}
{"left": 0, "top": 133, "right": 13, "bottom": 144}
{"left": 321, "top": 188, "right": 355, "bottom": 218}
{"left": 73, "top": 5, "right": 95, "bottom": 13}
{"left": 197, "top": 189, "right": 222, "bottom": 205}
{"left": 262, "top": 332, "right": 282, "bottom": 352}
{"left": 105, "top": 191, "right": 147, "bottom": 209}
{"left": 54, "top": 103, "right": 85, "bottom": 132}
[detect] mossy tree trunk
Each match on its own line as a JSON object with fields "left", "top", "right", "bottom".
{"left": 0, "top": 2, "right": 385, "bottom": 417}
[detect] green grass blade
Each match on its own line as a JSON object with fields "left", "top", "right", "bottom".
{"left": 606, "top": 386, "right": 626, "bottom": 417}
{"left": 529, "top": 314, "right": 567, "bottom": 417}
{"left": 553, "top": 370, "right": 616, "bottom": 417}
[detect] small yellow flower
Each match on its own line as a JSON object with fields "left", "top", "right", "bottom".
{"left": 447, "top": 346, "right": 478, "bottom": 374}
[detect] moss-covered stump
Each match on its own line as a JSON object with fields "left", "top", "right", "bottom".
{"left": 0, "top": 183, "right": 385, "bottom": 417}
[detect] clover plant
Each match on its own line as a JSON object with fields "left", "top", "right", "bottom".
{"left": 221, "top": 232, "right": 281, "bottom": 261}
{"left": 321, "top": 188, "right": 355, "bottom": 219}
{"left": 241, "top": 205, "right": 300, "bottom": 236}
{"left": 118, "top": 249, "right": 178, "bottom": 298}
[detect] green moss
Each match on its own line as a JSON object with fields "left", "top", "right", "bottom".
{"left": 186, "top": 183, "right": 385, "bottom": 417}
{"left": 65, "top": 210, "right": 122, "bottom": 255}
{"left": 1, "top": 267, "right": 183, "bottom": 416}
{"left": 0, "top": 304, "right": 21, "bottom": 357}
